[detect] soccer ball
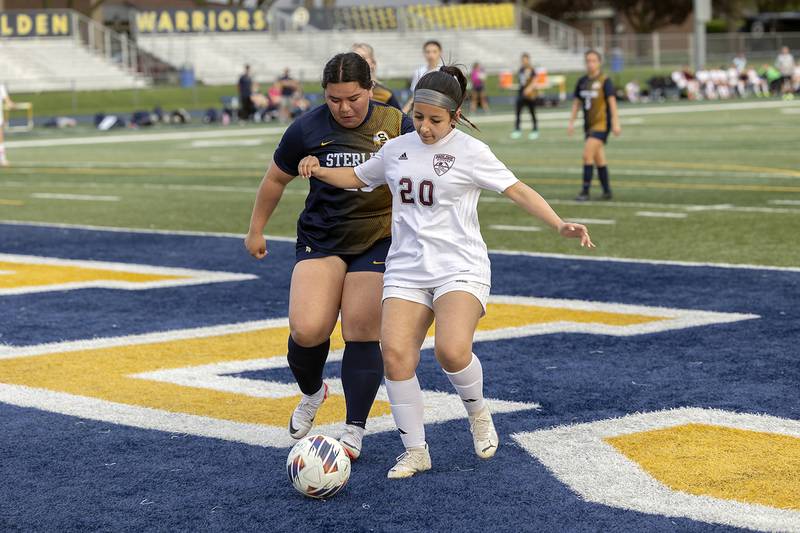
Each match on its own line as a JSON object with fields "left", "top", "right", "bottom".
{"left": 286, "top": 435, "right": 351, "bottom": 499}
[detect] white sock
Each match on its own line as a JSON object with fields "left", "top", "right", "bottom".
{"left": 0, "top": 144, "right": 6, "bottom": 162}
{"left": 384, "top": 375, "right": 426, "bottom": 449}
{"left": 443, "top": 353, "right": 485, "bottom": 415}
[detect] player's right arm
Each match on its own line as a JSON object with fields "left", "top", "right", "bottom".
{"left": 298, "top": 156, "right": 366, "bottom": 189}
{"left": 567, "top": 99, "right": 580, "bottom": 136}
{"left": 245, "top": 162, "right": 294, "bottom": 259}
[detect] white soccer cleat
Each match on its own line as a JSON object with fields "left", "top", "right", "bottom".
{"left": 469, "top": 406, "right": 499, "bottom": 459}
{"left": 339, "top": 424, "right": 365, "bottom": 460}
{"left": 288, "top": 383, "right": 328, "bottom": 439}
{"left": 387, "top": 444, "right": 431, "bottom": 479}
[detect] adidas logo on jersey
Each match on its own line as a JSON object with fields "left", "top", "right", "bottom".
{"left": 398, "top": 153, "right": 408, "bottom": 160}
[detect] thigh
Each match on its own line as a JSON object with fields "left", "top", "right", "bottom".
{"left": 593, "top": 140, "right": 608, "bottom": 165}
{"left": 431, "top": 290, "right": 484, "bottom": 372}
{"left": 340, "top": 271, "right": 383, "bottom": 341}
{"left": 288, "top": 256, "right": 347, "bottom": 346}
{"left": 381, "top": 297, "right": 434, "bottom": 380}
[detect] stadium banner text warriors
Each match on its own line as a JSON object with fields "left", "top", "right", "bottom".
{"left": 133, "top": 8, "right": 268, "bottom": 34}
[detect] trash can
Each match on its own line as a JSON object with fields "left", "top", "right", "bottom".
{"left": 179, "top": 65, "right": 195, "bottom": 88}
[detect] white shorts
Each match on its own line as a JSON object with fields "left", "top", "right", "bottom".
{"left": 383, "top": 280, "right": 490, "bottom": 315}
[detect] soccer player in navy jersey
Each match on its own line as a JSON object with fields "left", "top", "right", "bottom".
{"left": 245, "top": 52, "right": 415, "bottom": 459}
{"left": 568, "top": 50, "right": 621, "bottom": 201}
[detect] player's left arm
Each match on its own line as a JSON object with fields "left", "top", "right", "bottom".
{"left": 503, "top": 181, "right": 595, "bottom": 248}
{"left": 605, "top": 78, "right": 621, "bottom": 136}
{"left": 608, "top": 95, "right": 621, "bottom": 136}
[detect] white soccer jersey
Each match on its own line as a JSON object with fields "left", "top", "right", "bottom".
{"left": 0, "top": 84, "right": 7, "bottom": 100}
{"left": 354, "top": 128, "right": 519, "bottom": 288}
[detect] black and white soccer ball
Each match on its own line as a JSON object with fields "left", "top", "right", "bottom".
{"left": 286, "top": 435, "right": 351, "bottom": 499}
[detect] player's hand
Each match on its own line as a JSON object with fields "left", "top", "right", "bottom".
{"left": 558, "top": 222, "right": 595, "bottom": 248}
{"left": 567, "top": 122, "right": 575, "bottom": 136}
{"left": 613, "top": 124, "right": 622, "bottom": 136}
{"left": 244, "top": 231, "right": 268, "bottom": 259}
{"left": 298, "top": 156, "right": 320, "bottom": 179}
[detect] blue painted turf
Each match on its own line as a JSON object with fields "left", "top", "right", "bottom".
{"left": 0, "top": 223, "right": 796, "bottom": 532}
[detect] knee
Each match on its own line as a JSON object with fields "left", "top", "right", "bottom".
{"left": 381, "top": 343, "right": 413, "bottom": 380}
{"left": 434, "top": 343, "right": 472, "bottom": 372}
{"left": 289, "top": 322, "right": 331, "bottom": 348}
{"left": 341, "top": 316, "right": 380, "bottom": 342}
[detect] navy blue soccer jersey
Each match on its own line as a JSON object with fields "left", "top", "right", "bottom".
{"left": 273, "top": 101, "right": 415, "bottom": 254}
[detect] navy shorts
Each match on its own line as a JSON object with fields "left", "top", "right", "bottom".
{"left": 585, "top": 130, "right": 609, "bottom": 144}
{"left": 295, "top": 237, "right": 391, "bottom": 273}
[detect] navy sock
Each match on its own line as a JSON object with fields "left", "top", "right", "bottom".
{"left": 341, "top": 341, "right": 384, "bottom": 429}
{"left": 582, "top": 164, "right": 593, "bottom": 193}
{"left": 287, "top": 336, "right": 330, "bottom": 395}
{"left": 598, "top": 166, "right": 611, "bottom": 193}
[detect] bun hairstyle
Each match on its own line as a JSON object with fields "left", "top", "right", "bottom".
{"left": 414, "top": 65, "right": 479, "bottom": 130}
{"left": 322, "top": 52, "right": 374, "bottom": 90}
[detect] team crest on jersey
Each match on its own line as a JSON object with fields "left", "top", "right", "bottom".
{"left": 372, "top": 131, "right": 390, "bottom": 146}
{"left": 592, "top": 81, "right": 601, "bottom": 90}
{"left": 433, "top": 153, "right": 455, "bottom": 176}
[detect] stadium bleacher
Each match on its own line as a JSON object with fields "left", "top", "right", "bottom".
{"left": 137, "top": 30, "right": 584, "bottom": 86}
{"left": 0, "top": 37, "right": 146, "bottom": 93}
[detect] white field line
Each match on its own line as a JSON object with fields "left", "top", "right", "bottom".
{"left": 515, "top": 165, "right": 800, "bottom": 180}
{"left": 1, "top": 219, "right": 798, "bottom": 272}
{"left": 30, "top": 192, "right": 120, "bottom": 202}
{"left": 476, "top": 99, "right": 800, "bottom": 125}
{"left": 0, "top": 180, "right": 309, "bottom": 196}
{"left": 5, "top": 125, "right": 286, "bottom": 149}
{"left": 780, "top": 108, "right": 800, "bottom": 114}
{"left": 768, "top": 199, "right": 800, "bottom": 205}
{"left": 489, "top": 224, "right": 542, "bottom": 232}
{"left": 190, "top": 139, "right": 264, "bottom": 148}
{"left": 7, "top": 100, "right": 797, "bottom": 150}
{"left": 567, "top": 218, "right": 616, "bottom": 225}
{"left": 479, "top": 196, "right": 800, "bottom": 215}
{"left": 635, "top": 211, "right": 688, "bottom": 219}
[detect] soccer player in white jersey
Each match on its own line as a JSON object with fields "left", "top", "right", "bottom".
{"left": 0, "top": 83, "right": 14, "bottom": 166}
{"left": 298, "top": 66, "right": 594, "bottom": 479}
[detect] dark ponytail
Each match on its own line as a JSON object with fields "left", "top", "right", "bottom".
{"left": 322, "top": 52, "right": 373, "bottom": 90}
{"left": 415, "top": 65, "right": 479, "bottom": 130}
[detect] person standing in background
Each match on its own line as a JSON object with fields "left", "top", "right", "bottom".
{"left": 0, "top": 83, "right": 14, "bottom": 167}
{"left": 511, "top": 53, "right": 538, "bottom": 140}
{"left": 469, "top": 62, "right": 489, "bottom": 113}
{"left": 568, "top": 50, "right": 621, "bottom": 202}
{"left": 238, "top": 65, "right": 255, "bottom": 121}
{"left": 775, "top": 46, "right": 796, "bottom": 99}
{"left": 403, "top": 40, "right": 442, "bottom": 113}
{"left": 278, "top": 68, "right": 301, "bottom": 122}
{"left": 351, "top": 42, "right": 402, "bottom": 110}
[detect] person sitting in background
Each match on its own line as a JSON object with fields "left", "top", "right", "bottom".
{"left": 624, "top": 80, "right": 641, "bottom": 103}
{"left": 762, "top": 63, "right": 783, "bottom": 95}
{"left": 746, "top": 67, "right": 769, "bottom": 97}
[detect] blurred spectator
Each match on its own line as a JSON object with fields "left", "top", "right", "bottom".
{"left": 278, "top": 68, "right": 300, "bottom": 123}
{"left": 624, "top": 80, "right": 641, "bottom": 103}
{"left": 733, "top": 52, "right": 747, "bottom": 73}
{"left": 746, "top": 67, "right": 769, "bottom": 97}
{"left": 351, "top": 42, "right": 401, "bottom": 109}
{"left": 238, "top": 65, "right": 255, "bottom": 121}
{"left": 403, "top": 40, "right": 442, "bottom": 113}
{"left": 762, "top": 63, "right": 783, "bottom": 95}
{"left": 775, "top": 46, "right": 796, "bottom": 98}
{"left": 0, "top": 82, "right": 13, "bottom": 166}
{"left": 469, "top": 62, "right": 489, "bottom": 113}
